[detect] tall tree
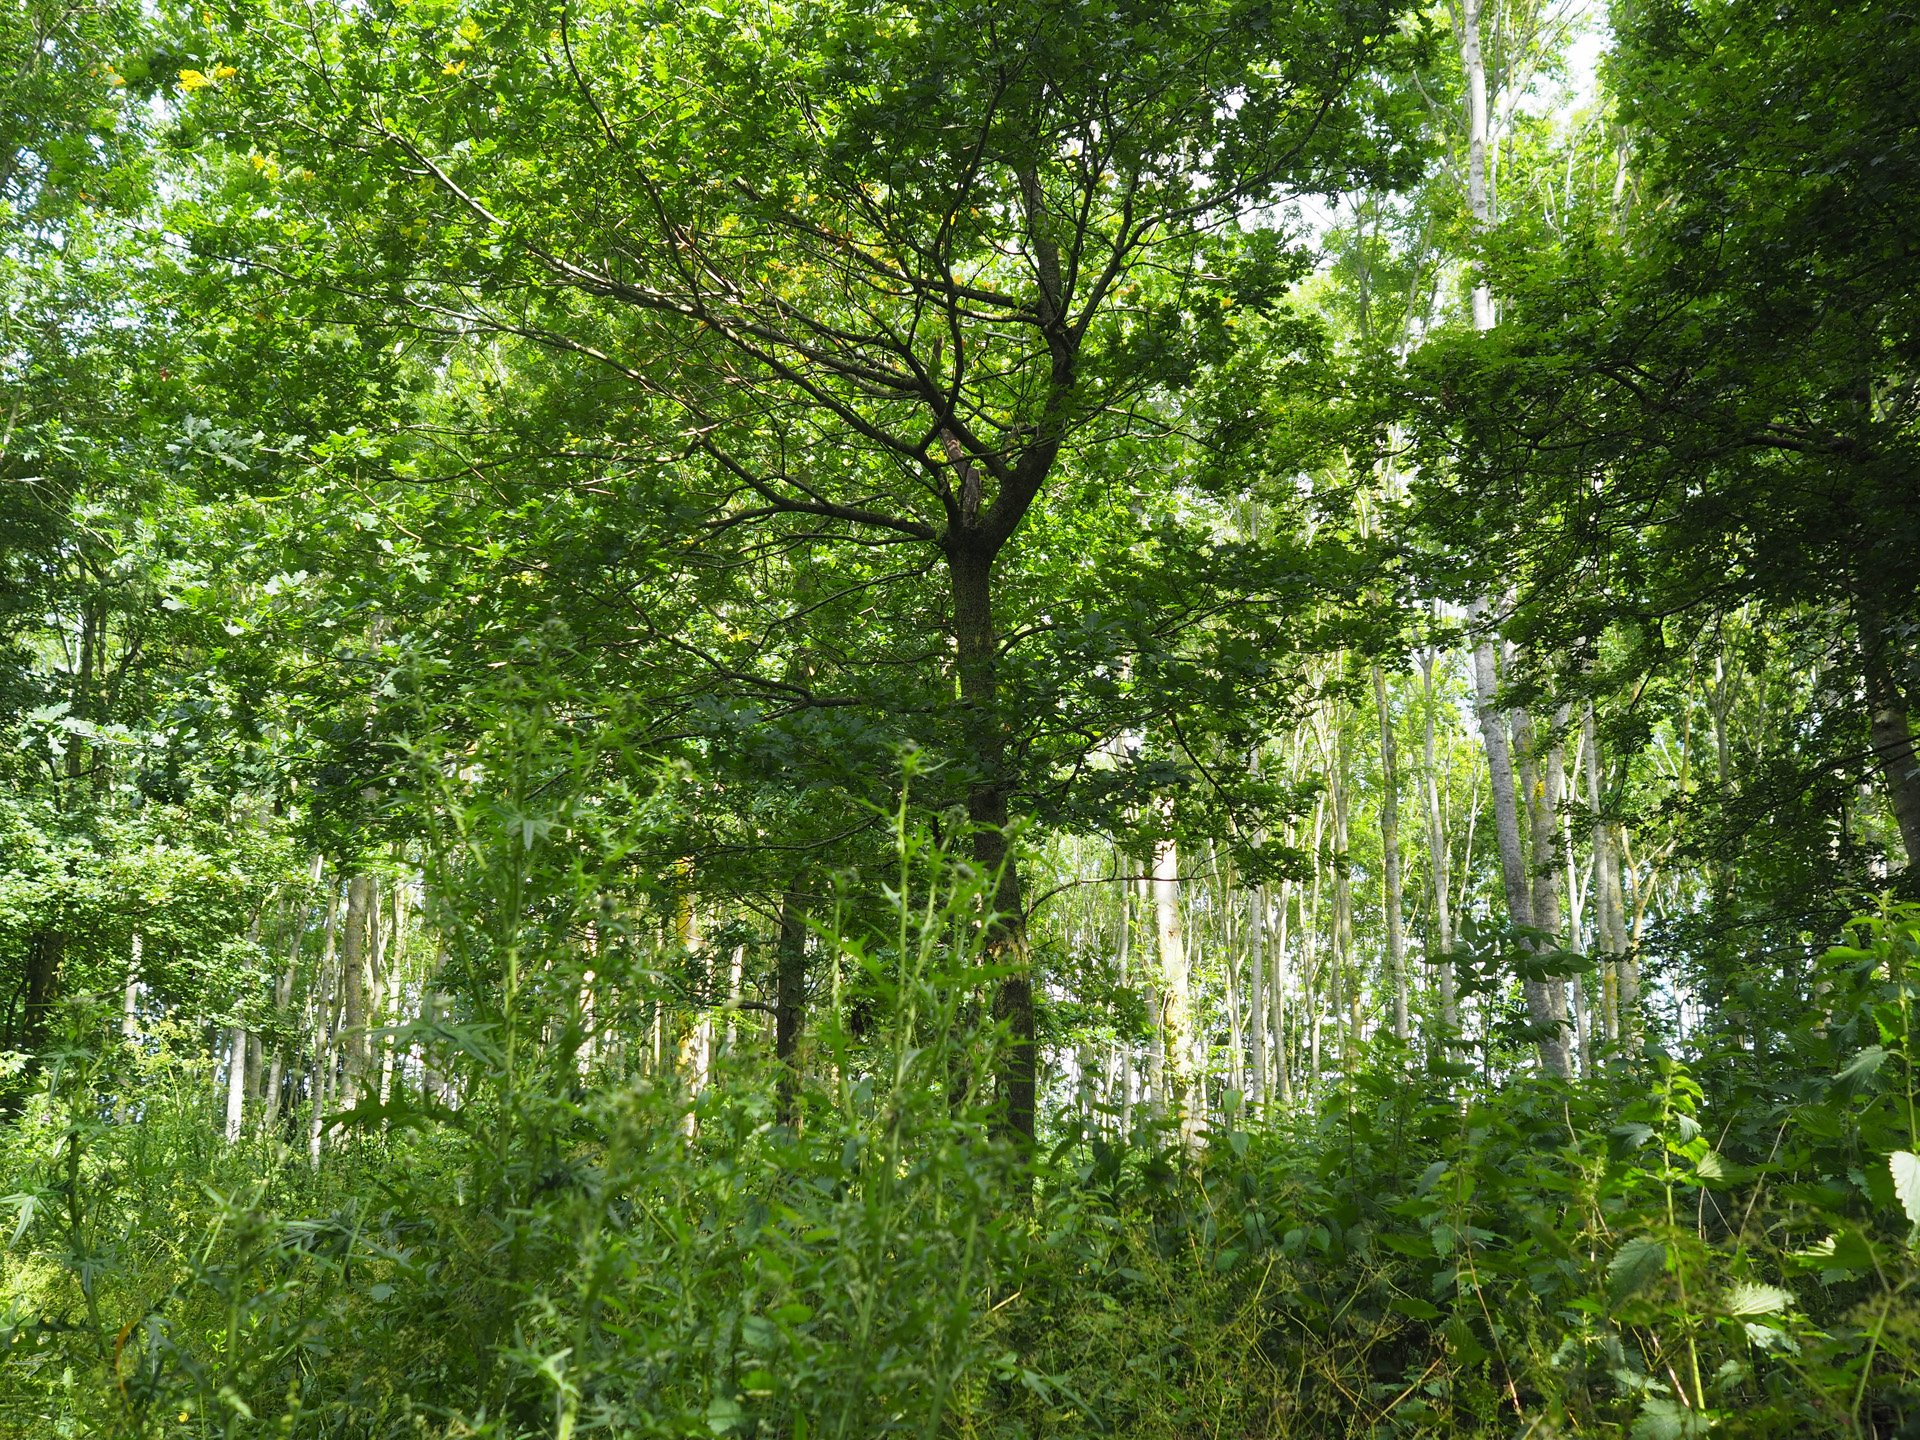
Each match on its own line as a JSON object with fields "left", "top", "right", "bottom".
{"left": 194, "top": 0, "right": 1427, "bottom": 1141}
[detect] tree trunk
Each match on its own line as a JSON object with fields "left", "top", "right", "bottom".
{"left": 1470, "top": 626, "right": 1533, "bottom": 932}
{"left": 1330, "top": 716, "right": 1358, "bottom": 1055}
{"left": 1140, "top": 872, "right": 1166, "bottom": 1121}
{"left": 1218, "top": 846, "right": 1245, "bottom": 1109}
{"left": 308, "top": 877, "right": 340, "bottom": 1168}
{"left": 1512, "top": 704, "right": 1571, "bottom": 1076}
{"left": 225, "top": 1026, "right": 248, "bottom": 1142}
{"left": 123, "top": 930, "right": 143, "bottom": 1040}
{"left": 340, "top": 872, "right": 371, "bottom": 1108}
{"left": 19, "top": 930, "right": 62, "bottom": 1055}
{"left": 775, "top": 885, "right": 808, "bottom": 1127}
{"left": 1271, "top": 877, "right": 1293, "bottom": 1106}
{"left": 1373, "top": 664, "right": 1409, "bottom": 1045}
{"left": 1303, "top": 793, "right": 1327, "bottom": 1096}
{"left": 1584, "top": 704, "right": 1624, "bottom": 1043}
{"left": 1247, "top": 883, "right": 1267, "bottom": 1110}
{"left": 1471, "top": 617, "right": 1572, "bottom": 1075}
{"left": 1865, "top": 642, "right": 1920, "bottom": 871}
{"left": 380, "top": 878, "right": 406, "bottom": 1106}
{"left": 1420, "top": 648, "right": 1459, "bottom": 1043}
{"left": 1117, "top": 870, "right": 1137, "bottom": 1135}
{"left": 1460, "top": 0, "right": 1495, "bottom": 331}
{"left": 1151, "top": 835, "right": 1200, "bottom": 1149}
{"left": 948, "top": 544, "right": 1035, "bottom": 1147}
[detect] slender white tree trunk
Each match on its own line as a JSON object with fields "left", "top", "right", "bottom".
{"left": 1374, "top": 665, "right": 1410, "bottom": 1045}
{"left": 1329, "top": 716, "right": 1358, "bottom": 1056}
{"left": 1152, "top": 836, "right": 1199, "bottom": 1148}
{"left": 308, "top": 876, "right": 340, "bottom": 1168}
{"left": 1247, "top": 883, "right": 1267, "bottom": 1110}
{"left": 1271, "top": 879, "right": 1292, "bottom": 1106}
{"left": 224, "top": 1026, "right": 248, "bottom": 1142}
{"left": 340, "top": 872, "right": 371, "bottom": 1109}
{"left": 1420, "top": 649, "right": 1458, "bottom": 1043}
{"left": 1512, "top": 704, "right": 1572, "bottom": 1076}
{"left": 122, "top": 931, "right": 142, "bottom": 1040}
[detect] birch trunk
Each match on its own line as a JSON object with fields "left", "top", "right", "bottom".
{"left": 1373, "top": 665, "right": 1410, "bottom": 1044}
{"left": 1330, "top": 719, "right": 1358, "bottom": 1054}
{"left": 122, "top": 931, "right": 142, "bottom": 1040}
{"left": 1420, "top": 648, "right": 1458, "bottom": 1043}
{"left": 1141, "top": 873, "right": 1166, "bottom": 1121}
{"left": 1513, "top": 704, "right": 1572, "bottom": 1076}
{"left": 1471, "top": 622, "right": 1571, "bottom": 1075}
{"left": 1152, "top": 836, "right": 1199, "bottom": 1148}
{"left": 340, "top": 872, "right": 371, "bottom": 1109}
{"left": 308, "top": 877, "right": 340, "bottom": 1168}
{"left": 1584, "top": 704, "right": 1625, "bottom": 1043}
{"left": 1247, "top": 883, "right": 1267, "bottom": 1110}
{"left": 1271, "top": 879, "right": 1292, "bottom": 1106}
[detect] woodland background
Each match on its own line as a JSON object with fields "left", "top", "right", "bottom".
{"left": 3, "top": 0, "right": 1920, "bottom": 1435}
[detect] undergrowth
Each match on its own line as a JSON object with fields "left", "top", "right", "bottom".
{"left": 4, "top": 816, "right": 1918, "bottom": 1438}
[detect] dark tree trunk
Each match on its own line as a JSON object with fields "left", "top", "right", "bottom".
{"left": 775, "top": 885, "right": 808, "bottom": 1127}
{"left": 20, "top": 930, "right": 64, "bottom": 1053}
{"left": 1865, "top": 647, "right": 1920, "bottom": 875}
{"left": 948, "top": 543, "right": 1036, "bottom": 1148}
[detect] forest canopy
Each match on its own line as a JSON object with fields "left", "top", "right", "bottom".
{"left": 3, "top": 0, "right": 1919, "bottom": 1436}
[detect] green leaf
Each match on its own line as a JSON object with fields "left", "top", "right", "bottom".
{"left": 1, "top": 1193, "right": 38, "bottom": 1249}
{"left": 1891, "top": 1151, "right": 1920, "bottom": 1227}
{"left": 1694, "top": 1149, "right": 1732, "bottom": 1183}
{"left": 1608, "top": 1236, "right": 1668, "bottom": 1303}
{"left": 1724, "top": 1282, "right": 1793, "bottom": 1317}
{"left": 1631, "top": 1397, "right": 1712, "bottom": 1439}
{"left": 1379, "top": 1233, "right": 1433, "bottom": 1257}
{"left": 1833, "top": 1045, "right": 1889, "bottom": 1086}
{"left": 1443, "top": 1315, "right": 1488, "bottom": 1366}
{"left": 1391, "top": 1295, "right": 1441, "bottom": 1321}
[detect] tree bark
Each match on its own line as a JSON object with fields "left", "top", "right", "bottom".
{"left": 122, "top": 930, "right": 143, "bottom": 1040}
{"left": 340, "top": 872, "right": 371, "bottom": 1109}
{"left": 775, "top": 885, "right": 808, "bottom": 1127}
{"left": 1329, "top": 715, "right": 1358, "bottom": 1054}
{"left": 1584, "top": 703, "right": 1627, "bottom": 1044}
{"left": 308, "top": 877, "right": 340, "bottom": 1168}
{"left": 225, "top": 1026, "right": 248, "bottom": 1142}
{"left": 1247, "top": 883, "right": 1267, "bottom": 1110}
{"left": 1373, "top": 664, "right": 1410, "bottom": 1045}
{"left": 1460, "top": 0, "right": 1496, "bottom": 331}
{"left": 1470, "top": 617, "right": 1569, "bottom": 1075}
{"left": 1271, "top": 877, "right": 1293, "bottom": 1106}
{"left": 1140, "top": 872, "right": 1166, "bottom": 1121}
{"left": 1470, "top": 626, "right": 1533, "bottom": 932}
{"left": 1513, "top": 704, "right": 1572, "bottom": 1076}
{"left": 1420, "top": 649, "right": 1459, "bottom": 1044}
{"left": 1151, "top": 834, "right": 1199, "bottom": 1149}
{"left": 1865, "top": 643, "right": 1920, "bottom": 871}
{"left": 948, "top": 544, "right": 1036, "bottom": 1147}
{"left": 18, "top": 930, "right": 62, "bottom": 1055}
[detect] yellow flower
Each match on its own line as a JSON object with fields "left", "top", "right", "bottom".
{"left": 213, "top": 64, "right": 237, "bottom": 80}
{"left": 442, "top": 59, "right": 466, "bottom": 75}
{"left": 178, "top": 68, "right": 210, "bottom": 91}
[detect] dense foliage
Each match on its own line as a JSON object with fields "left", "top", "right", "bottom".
{"left": 3, "top": 0, "right": 1917, "bottom": 1435}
